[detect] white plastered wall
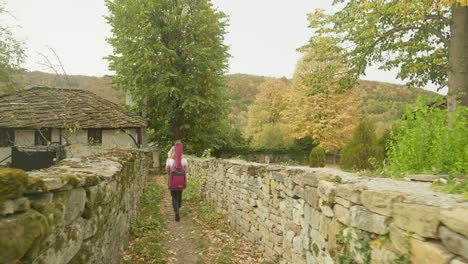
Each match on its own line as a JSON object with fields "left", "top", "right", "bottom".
{"left": 0, "top": 128, "right": 141, "bottom": 165}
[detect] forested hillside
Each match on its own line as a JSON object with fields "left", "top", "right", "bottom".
{"left": 20, "top": 71, "right": 124, "bottom": 103}
{"left": 226, "top": 74, "right": 438, "bottom": 135}
{"left": 20, "top": 71, "right": 437, "bottom": 136}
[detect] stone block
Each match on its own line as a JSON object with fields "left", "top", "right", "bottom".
{"left": 318, "top": 181, "right": 336, "bottom": 202}
{"left": 336, "top": 184, "right": 366, "bottom": 204}
{"left": 439, "top": 225, "right": 468, "bottom": 260}
{"left": 293, "top": 185, "right": 305, "bottom": 199}
{"left": 303, "top": 174, "right": 319, "bottom": 187}
{"left": 293, "top": 236, "right": 303, "bottom": 253}
{"left": 0, "top": 211, "right": 50, "bottom": 263}
{"left": 29, "top": 193, "right": 53, "bottom": 211}
{"left": 335, "top": 196, "right": 352, "bottom": 208}
{"left": 303, "top": 187, "right": 320, "bottom": 208}
{"left": 33, "top": 218, "right": 85, "bottom": 264}
{"left": 393, "top": 203, "right": 440, "bottom": 238}
{"left": 350, "top": 205, "right": 388, "bottom": 235}
{"left": 451, "top": 258, "right": 468, "bottom": 264}
{"left": 319, "top": 199, "right": 334, "bottom": 218}
{"left": 389, "top": 223, "right": 412, "bottom": 253}
{"left": 54, "top": 188, "right": 87, "bottom": 225}
{"left": 0, "top": 198, "right": 28, "bottom": 216}
{"left": 410, "top": 238, "right": 454, "bottom": 264}
{"left": 319, "top": 215, "right": 332, "bottom": 238}
{"left": 334, "top": 204, "right": 350, "bottom": 225}
{"left": 370, "top": 242, "right": 398, "bottom": 264}
{"left": 361, "top": 190, "right": 404, "bottom": 216}
{"left": 440, "top": 207, "right": 468, "bottom": 237}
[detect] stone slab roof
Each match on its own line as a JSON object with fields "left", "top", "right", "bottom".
{"left": 0, "top": 87, "right": 147, "bottom": 129}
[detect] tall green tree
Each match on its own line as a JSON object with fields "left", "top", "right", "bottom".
{"left": 105, "top": 0, "right": 230, "bottom": 153}
{"left": 308, "top": 1, "right": 468, "bottom": 121}
{"left": 0, "top": 3, "right": 25, "bottom": 93}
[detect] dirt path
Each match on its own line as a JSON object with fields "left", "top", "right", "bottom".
{"left": 155, "top": 176, "right": 200, "bottom": 264}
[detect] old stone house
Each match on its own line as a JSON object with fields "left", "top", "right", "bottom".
{"left": 0, "top": 87, "right": 147, "bottom": 169}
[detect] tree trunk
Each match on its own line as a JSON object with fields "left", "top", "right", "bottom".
{"left": 447, "top": 5, "right": 468, "bottom": 125}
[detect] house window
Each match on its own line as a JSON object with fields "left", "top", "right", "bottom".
{"left": 0, "top": 128, "right": 14, "bottom": 147}
{"left": 88, "top": 129, "right": 102, "bottom": 145}
{"left": 35, "top": 128, "right": 52, "bottom": 146}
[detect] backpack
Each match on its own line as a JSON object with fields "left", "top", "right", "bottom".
{"left": 168, "top": 142, "right": 186, "bottom": 190}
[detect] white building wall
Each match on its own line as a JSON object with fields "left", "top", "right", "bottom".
{"left": 0, "top": 128, "right": 141, "bottom": 165}
{"left": 102, "top": 129, "right": 138, "bottom": 149}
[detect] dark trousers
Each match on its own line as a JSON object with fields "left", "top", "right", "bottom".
{"left": 170, "top": 190, "right": 183, "bottom": 214}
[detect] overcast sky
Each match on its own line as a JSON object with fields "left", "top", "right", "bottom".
{"left": 3, "top": 0, "right": 443, "bottom": 93}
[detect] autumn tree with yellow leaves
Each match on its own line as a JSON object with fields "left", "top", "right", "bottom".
{"left": 282, "top": 37, "right": 361, "bottom": 153}
{"left": 309, "top": 0, "right": 467, "bottom": 124}
{"left": 244, "top": 79, "right": 292, "bottom": 148}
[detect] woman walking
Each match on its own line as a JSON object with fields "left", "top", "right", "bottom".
{"left": 166, "top": 142, "right": 188, "bottom": 222}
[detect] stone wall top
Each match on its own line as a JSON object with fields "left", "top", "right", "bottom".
{"left": 2, "top": 149, "right": 149, "bottom": 196}
{"left": 192, "top": 157, "right": 465, "bottom": 207}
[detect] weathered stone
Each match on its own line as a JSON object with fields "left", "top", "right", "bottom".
{"left": 0, "top": 210, "right": 50, "bottom": 263}
{"left": 42, "top": 178, "right": 66, "bottom": 191}
{"left": 389, "top": 223, "right": 412, "bottom": 253}
{"left": 310, "top": 229, "right": 326, "bottom": 250}
{"left": 29, "top": 193, "right": 53, "bottom": 210}
{"left": 334, "top": 204, "right": 350, "bottom": 225}
{"left": 319, "top": 215, "right": 332, "bottom": 238}
{"left": 33, "top": 218, "right": 85, "bottom": 264}
{"left": 306, "top": 250, "right": 316, "bottom": 264}
{"left": 327, "top": 218, "right": 342, "bottom": 251}
{"left": 370, "top": 242, "right": 398, "bottom": 264}
{"left": 54, "top": 188, "right": 86, "bottom": 225}
{"left": 393, "top": 203, "right": 440, "bottom": 238}
{"left": 451, "top": 258, "right": 468, "bottom": 264}
{"left": 318, "top": 181, "right": 336, "bottom": 202}
{"left": 439, "top": 225, "right": 468, "bottom": 260}
{"left": 83, "top": 216, "right": 98, "bottom": 240}
{"left": 440, "top": 207, "right": 468, "bottom": 237}
{"left": 303, "top": 174, "right": 319, "bottom": 187}
{"left": 350, "top": 205, "right": 388, "bottom": 234}
{"left": 308, "top": 209, "right": 321, "bottom": 230}
{"left": 1, "top": 197, "right": 30, "bottom": 216}
{"left": 410, "top": 238, "right": 454, "bottom": 264}
{"left": 335, "top": 196, "right": 352, "bottom": 208}
{"left": 361, "top": 190, "right": 404, "bottom": 216}
{"left": 319, "top": 200, "right": 334, "bottom": 217}
{"left": 303, "top": 187, "right": 320, "bottom": 208}
{"left": 336, "top": 184, "right": 366, "bottom": 204}
{"left": 293, "top": 236, "right": 303, "bottom": 253}
{"left": 293, "top": 185, "right": 305, "bottom": 199}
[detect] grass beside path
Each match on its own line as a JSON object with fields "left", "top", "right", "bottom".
{"left": 122, "top": 178, "right": 167, "bottom": 264}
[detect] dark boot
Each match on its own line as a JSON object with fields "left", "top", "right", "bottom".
{"left": 175, "top": 213, "right": 180, "bottom": 222}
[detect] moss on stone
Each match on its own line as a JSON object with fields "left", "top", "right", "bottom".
{"left": 38, "top": 201, "right": 65, "bottom": 226}
{"left": 0, "top": 168, "right": 29, "bottom": 200}
{"left": 0, "top": 210, "right": 51, "bottom": 263}
{"left": 68, "top": 243, "right": 91, "bottom": 264}
{"left": 59, "top": 174, "right": 81, "bottom": 187}
{"left": 83, "top": 175, "right": 99, "bottom": 186}
{"left": 27, "top": 176, "right": 47, "bottom": 193}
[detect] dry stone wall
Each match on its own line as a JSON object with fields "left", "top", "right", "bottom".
{"left": 0, "top": 150, "right": 150, "bottom": 264}
{"left": 188, "top": 158, "right": 468, "bottom": 264}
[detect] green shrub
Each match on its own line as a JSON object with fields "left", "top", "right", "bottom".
{"left": 340, "top": 121, "right": 384, "bottom": 171}
{"left": 387, "top": 98, "right": 468, "bottom": 174}
{"left": 309, "top": 145, "right": 326, "bottom": 167}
